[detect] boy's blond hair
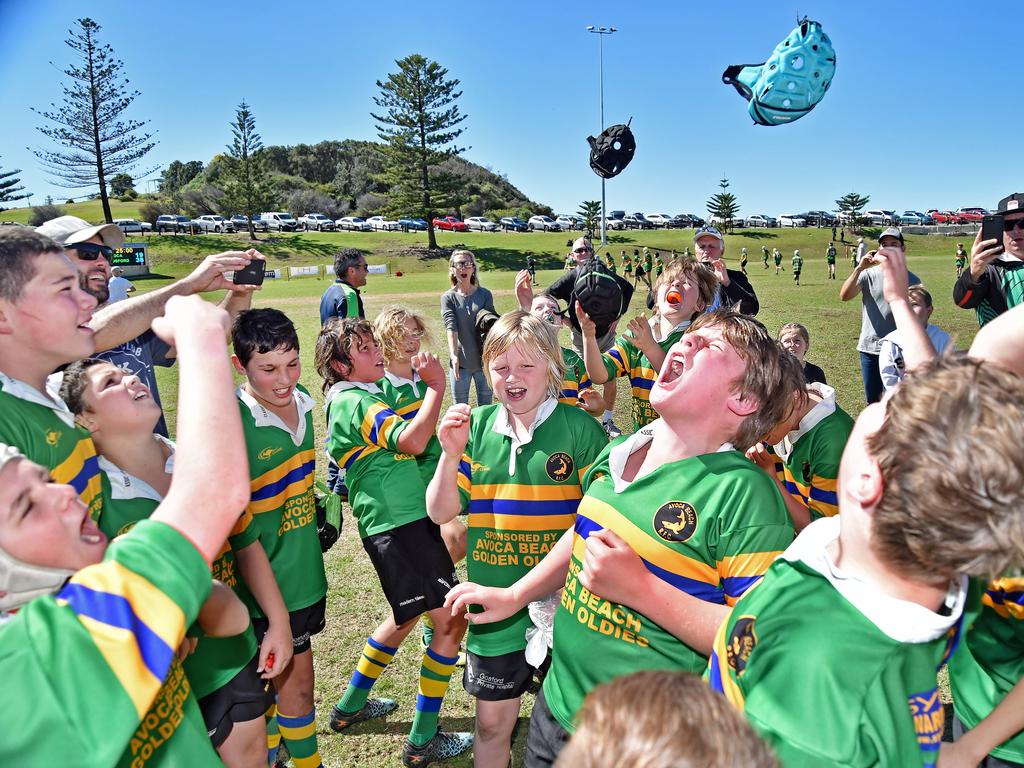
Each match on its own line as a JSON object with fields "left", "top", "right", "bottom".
{"left": 686, "top": 310, "right": 796, "bottom": 451}
{"left": 655, "top": 256, "right": 718, "bottom": 313}
{"left": 868, "top": 355, "right": 1024, "bottom": 582}
{"left": 373, "top": 306, "right": 433, "bottom": 365}
{"left": 481, "top": 310, "right": 564, "bottom": 400}
{"left": 555, "top": 671, "right": 778, "bottom": 768}
{"left": 314, "top": 317, "right": 375, "bottom": 392}
{"left": 907, "top": 284, "right": 933, "bottom": 309}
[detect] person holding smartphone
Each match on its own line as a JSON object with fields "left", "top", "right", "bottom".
{"left": 954, "top": 192, "right": 1024, "bottom": 326}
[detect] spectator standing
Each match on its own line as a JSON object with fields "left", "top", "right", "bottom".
{"left": 320, "top": 247, "right": 367, "bottom": 323}
{"left": 953, "top": 192, "right": 1024, "bottom": 325}
{"left": 955, "top": 242, "right": 967, "bottom": 279}
{"left": 441, "top": 249, "right": 495, "bottom": 406}
{"left": 792, "top": 249, "right": 803, "bottom": 285}
{"left": 826, "top": 242, "right": 837, "bottom": 280}
{"left": 106, "top": 266, "right": 135, "bottom": 303}
{"left": 778, "top": 322, "right": 827, "bottom": 385}
{"left": 695, "top": 225, "right": 759, "bottom": 315}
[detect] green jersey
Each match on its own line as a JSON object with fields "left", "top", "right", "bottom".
{"left": 234, "top": 386, "right": 325, "bottom": 613}
{"left": 774, "top": 250, "right": 783, "bottom": 265}
{"left": 559, "top": 347, "right": 593, "bottom": 407}
{"left": 643, "top": 248, "right": 653, "bottom": 271}
{"left": 602, "top": 321, "right": 689, "bottom": 431}
{"left": 827, "top": 246, "right": 837, "bottom": 264}
{"left": 99, "top": 445, "right": 259, "bottom": 700}
{"left": 543, "top": 425, "right": 793, "bottom": 732}
{"left": 762, "top": 246, "right": 771, "bottom": 263}
{"left": 605, "top": 257, "right": 617, "bottom": 274}
{"left": 379, "top": 370, "right": 442, "bottom": 486}
{"left": 768, "top": 384, "right": 853, "bottom": 520}
{"left": 0, "top": 373, "right": 105, "bottom": 521}
{"left": 0, "top": 520, "right": 218, "bottom": 766}
{"left": 792, "top": 253, "right": 803, "bottom": 271}
{"left": 325, "top": 380, "right": 426, "bottom": 538}
{"left": 457, "top": 400, "right": 607, "bottom": 656}
{"left": 949, "top": 576, "right": 1024, "bottom": 763}
{"left": 623, "top": 256, "right": 633, "bottom": 274}
{"left": 955, "top": 249, "right": 967, "bottom": 267}
{"left": 709, "top": 517, "right": 965, "bottom": 768}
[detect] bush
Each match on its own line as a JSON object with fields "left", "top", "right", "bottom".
{"left": 356, "top": 192, "right": 386, "bottom": 217}
{"left": 28, "top": 204, "right": 66, "bottom": 227}
{"left": 285, "top": 189, "right": 347, "bottom": 221}
{"left": 138, "top": 199, "right": 180, "bottom": 225}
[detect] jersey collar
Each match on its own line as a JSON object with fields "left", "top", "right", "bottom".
{"left": 383, "top": 370, "right": 422, "bottom": 389}
{"left": 237, "top": 386, "right": 314, "bottom": 445}
{"left": 783, "top": 517, "right": 967, "bottom": 643}
{"left": 653, "top": 318, "right": 691, "bottom": 343}
{"left": 772, "top": 383, "right": 837, "bottom": 460}
{"left": 324, "top": 379, "right": 382, "bottom": 409}
{"left": 1, "top": 371, "right": 75, "bottom": 427}
{"left": 606, "top": 419, "right": 733, "bottom": 493}
{"left": 492, "top": 397, "right": 558, "bottom": 475}
{"left": 98, "top": 435, "right": 175, "bottom": 502}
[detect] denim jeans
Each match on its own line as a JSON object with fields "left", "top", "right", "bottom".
{"left": 860, "top": 351, "right": 884, "bottom": 404}
{"left": 451, "top": 367, "right": 492, "bottom": 406}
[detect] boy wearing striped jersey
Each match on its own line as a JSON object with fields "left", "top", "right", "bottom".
{"left": 746, "top": 357, "right": 854, "bottom": 531}
{"left": 529, "top": 292, "right": 604, "bottom": 415}
{"left": 446, "top": 310, "right": 797, "bottom": 766}
{"left": 427, "top": 311, "right": 607, "bottom": 768}
{"left": 61, "top": 357, "right": 274, "bottom": 766}
{"left": 316, "top": 318, "right": 473, "bottom": 766}
{"left": 709, "top": 355, "right": 1024, "bottom": 768}
{"left": 580, "top": 257, "right": 718, "bottom": 431}
{"left": 0, "top": 228, "right": 105, "bottom": 522}
{"left": 0, "top": 295, "right": 252, "bottom": 765}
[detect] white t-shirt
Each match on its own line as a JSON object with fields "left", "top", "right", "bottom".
{"left": 107, "top": 275, "right": 134, "bottom": 303}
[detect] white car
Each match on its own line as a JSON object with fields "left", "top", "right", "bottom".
{"left": 779, "top": 214, "right": 807, "bottom": 227}
{"left": 465, "top": 216, "right": 498, "bottom": 232}
{"left": 604, "top": 216, "right": 627, "bottom": 231}
{"left": 335, "top": 216, "right": 372, "bottom": 232}
{"left": 745, "top": 214, "right": 777, "bottom": 228}
{"left": 645, "top": 213, "right": 673, "bottom": 228}
{"left": 554, "top": 215, "right": 582, "bottom": 231}
{"left": 190, "top": 215, "right": 234, "bottom": 233}
{"left": 528, "top": 215, "right": 562, "bottom": 232}
{"left": 113, "top": 218, "right": 153, "bottom": 234}
{"left": 366, "top": 215, "right": 401, "bottom": 231}
{"left": 299, "top": 213, "right": 336, "bottom": 231}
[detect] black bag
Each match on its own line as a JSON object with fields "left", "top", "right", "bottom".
{"left": 574, "top": 259, "right": 625, "bottom": 332}
{"left": 587, "top": 122, "right": 636, "bottom": 179}
{"left": 475, "top": 307, "right": 500, "bottom": 352}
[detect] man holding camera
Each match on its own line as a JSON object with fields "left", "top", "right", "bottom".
{"left": 693, "top": 225, "right": 759, "bottom": 316}
{"left": 954, "top": 193, "right": 1024, "bottom": 326}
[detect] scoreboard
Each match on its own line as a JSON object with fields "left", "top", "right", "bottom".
{"left": 110, "top": 242, "right": 149, "bottom": 276}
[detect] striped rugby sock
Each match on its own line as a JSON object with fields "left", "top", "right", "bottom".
{"left": 265, "top": 703, "right": 281, "bottom": 766}
{"left": 277, "top": 708, "right": 322, "bottom": 768}
{"left": 409, "top": 646, "right": 458, "bottom": 747}
{"left": 336, "top": 637, "right": 398, "bottom": 713}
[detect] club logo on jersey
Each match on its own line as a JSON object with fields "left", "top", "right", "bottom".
{"left": 908, "top": 688, "right": 943, "bottom": 756}
{"left": 546, "top": 452, "right": 574, "bottom": 482}
{"left": 653, "top": 501, "right": 698, "bottom": 542}
{"left": 258, "top": 446, "right": 283, "bottom": 461}
{"left": 725, "top": 615, "right": 757, "bottom": 676}
{"left": 471, "top": 461, "right": 490, "bottom": 474}
{"left": 45, "top": 429, "right": 61, "bottom": 446}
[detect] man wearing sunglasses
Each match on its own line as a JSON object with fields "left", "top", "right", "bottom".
{"left": 37, "top": 216, "right": 259, "bottom": 436}
{"left": 693, "top": 226, "right": 759, "bottom": 316}
{"left": 954, "top": 193, "right": 1024, "bottom": 325}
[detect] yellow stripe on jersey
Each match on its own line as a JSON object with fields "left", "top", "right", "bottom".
{"left": 982, "top": 577, "right": 1024, "bottom": 620}
{"left": 360, "top": 402, "right": 404, "bottom": 449}
{"left": 470, "top": 483, "right": 584, "bottom": 502}
{"left": 248, "top": 448, "right": 316, "bottom": 515}
{"left": 716, "top": 551, "right": 782, "bottom": 605}
{"left": 781, "top": 467, "right": 840, "bottom": 519}
{"left": 53, "top": 435, "right": 104, "bottom": 520}
{"left": 709, "top": 620, "right": 747, "bottom": 711}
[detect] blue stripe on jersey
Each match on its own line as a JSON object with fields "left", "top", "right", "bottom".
{"left": 467, "top": 498, "right": 580, "bottom": 517}
{"left": 251, "top": 459, "right": 315, "bottom": 501}
{"left": 721, "top": 574, "right": 762, "bottom": 599}
{"left": 57, "top": 581, "right": 174, "bottom": 681}
{"left": 342, "top": 447, "right": 367, "bottom": 471}
{"left": 707, "top": 649, "right": 725, "bottom": 693}
{"left": 368, "top": 407, "right": 394, "bottom": 445}
{"left": 989, "top": 590, "right": 1024, "bottom": 607}
{"left": 630, "top": 377, "right": 655, "bottom": 391}
{"left": 458, "top": 459, "right": 472, "bottom": 481}
{"left": 68, "top": 453, "right": 100, "bottom": 495}
{"left": 402, "top": 408, "right": 420, "bottom": 420}
{"left": 808, "top": 487, "right": 839, "bottom": 505}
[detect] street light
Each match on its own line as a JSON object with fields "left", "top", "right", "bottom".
{"left": 586, "top": 25, "right": 617, "bottom": 246}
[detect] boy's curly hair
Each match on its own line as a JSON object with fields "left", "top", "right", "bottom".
{"left": 314, "top": 317, "right": 375, "bottom": 392}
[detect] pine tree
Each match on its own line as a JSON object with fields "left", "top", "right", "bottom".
{"left": 706, "top": 178, "right": 739, "bottom": 232}
{"left": 835, "top": 192, "right": 870, "bottom": 232}
{"left": 372, "top": 54, "right": 468, "bottom": 250}
{"left": 0, "top": 158, "right": 28, "bottom": 204}
{"left": 577, "top": 200, "right": 602, "bottom": 238}
{"left": 220, "top": 102, "right": 276, "bottom": 240}
{"left": 30, "top": 18, "right": 156, "bottom": 223}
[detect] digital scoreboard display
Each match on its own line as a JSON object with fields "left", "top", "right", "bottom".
{"left": 110, "top": 243, "right": 147, "bottom": 267}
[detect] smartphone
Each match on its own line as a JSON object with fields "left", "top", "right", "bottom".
{"left": 232, "top": 259, "right": 266, "bottom": 286}
{"left": 981, "top": 214, "right": 1005, "bottom": 253}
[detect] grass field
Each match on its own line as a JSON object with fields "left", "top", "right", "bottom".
{"left": 126, "top": 225, "right": 979, "bottom": 767}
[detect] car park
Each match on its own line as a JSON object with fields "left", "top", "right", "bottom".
{"left": 156, "top": 214, "right": 197, "bottom": 234}
{"left": 230, "top": 214, "right": 269, "bottom": 232}
{"left": 928, "top": 210, "right": 962, "bottom": 224}
{"left": 190, "top": 215, "right": 235, "bottom": 233}
{"left": 863, "top": 209, "right": 901, "bottom": 226}
{"left": 397, "top": 217, "right": 428, "bottom": 231}
{"left": 260, "top": 212, "right": 300, "bottom": 231}
{"left": 745, "top": 214, "right": 777, "bottom": 228}
{"left": 672, "top": 213, "right": 705, "bottom": 228}
{"left": 299, "top": 213, "right": 337, "bottom": 231}
{"left": 364, "top": 215, "right": 400, "bottom": 231}
{"left": 604, "top": 216, "right": 627, "bottom": 230}
{"left": 899, "top": 211, "right": 933, "bottom": 225}
{"left": 335, "top": 216, "right": 372, "bottom": 231}
{"left": 113, "top": 218, "right": 152, "bottom": 235}
{"left": 465, "top": 216, "right": 498, "bottom": 232}
{"left": 645, "top": 213, "right": 673, "bottom": 228}
{"left": 779, "top": 214, "right": 807, "bottom": 227}
{"left": 956, "top": 207, "right": 988, "bottom": 221}
{"left": 432, "top": 216, "right": 469, "bottom": 232}
{"left": 797, "top": 210, "right": 836, "bottom": 227}
{"left": 499, "top": 216, "right": 529, "bottom": 232}
{"left": 528, "top": 215, "right": 561, "bottom": 232}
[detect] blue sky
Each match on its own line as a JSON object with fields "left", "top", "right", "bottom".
{"left": 1, "top": 0, "right": 1019, "bottom": 218}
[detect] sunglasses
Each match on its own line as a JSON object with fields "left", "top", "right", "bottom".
{"left": 452, "top": 261, "right": 474, "bottom": 268}
{"left": 1004, "top": 218, "right": 1024, "bottom": 232}
{"left": 572, "top": 248, "right": 592, "bottom": 254}
{"left": 66, "top": 242, "right": 114, "bottom": 261}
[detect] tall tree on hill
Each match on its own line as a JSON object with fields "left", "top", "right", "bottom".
{"left": 0, "top": 159, "right": 29, "bottom": 204}
{"left": 706, "top": 177, "right": 739, "bottom": 232}
{"left": 159, "top": 160, "right": 204, "bottom": 194}
{"left": 30, "top": 18, "right": 156, "bottom": 224}
{"left": 577, "top": 200, "right": 602, "bottom": 238}
{"left": 372, "top": 54, "right": 468, "bottom": 250}
{"left": 836, "top": 191, "right": 870, "bottom": 233}
{"left": 220, "top": 102, "right": 275, "bottom": 241}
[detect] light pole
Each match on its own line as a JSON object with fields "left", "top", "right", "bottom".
{"left": 586, "top": 24, "right": 616, "bottom": 247}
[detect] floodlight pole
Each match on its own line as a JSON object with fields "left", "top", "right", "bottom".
{"left": 587, "top": 25, "right": 616, "bottom": 247}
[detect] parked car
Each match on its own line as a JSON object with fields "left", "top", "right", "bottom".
{"left": 779, "top": 214, "right": 807, "bottom": 228}
{"left": 672, "top": 213, "right": 705, "bottom": 228}
{"left": 745, "top": 214, "right": 777, "bottom": 228}
{"left": 527, "top": 215, "right": 561, "bottom": 232}
{"left": 956, "top": 207, "right": 988, "bottom": 221}
{"left": 190, "top": 215, "right": 235, "bottom": 234}
{"left": 622, "top": 213, "right": 653, "bottom": 230}
{"left": 260, "top": 212, "right": 300, "bottom": 231}
{"left": 155, "top": 215, "right": 197, "bottom": 234}
{"left": 230, "top": 214, "right": 269, "bottom": 232}
{"left": 299, "top": 213, "right": 337, "bottom": 231}
{"left": 113, "top": 218, "right": 152, "bottom": 235}
{"left": 335, "top": 216, "right": 372, "bottom": 232}
{"left": 363, "top": 215, "right": 399, "bottom": 231}
{"left": 927, "top": 210, "right": 960, "bottom": 224}
{"left": 397, "top": 217, "right": 428, "bottom": 231}
{"left": 432, "top": 216, "right": 469, "bottom": 232}
{"left": 554, "top": 215, "right": 583, "bottom": 231}
{"left": 465, "top": 216, "right": 498, "bottom": 232}
{"left": 797, "top": 210, "right": 836, "bottom": 227}
{"left": 863, "top": 209, "right": 901, "bottom": 226}
{"left": 604, "top": 216, "right": 627, "bottom": 231}
{"left": 898, "top": 211, "right": 933, "bottom": 225}
{"left": 499, "top": 216, "right": 529, "bottom": 232}
{"left": 645, "top": 213, "right": 674, "bottom": 228}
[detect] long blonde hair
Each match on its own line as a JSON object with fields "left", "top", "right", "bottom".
{"left": 373, "top": 306, "right": 433, "bottom": 365}
{"left": 481, "top": 310, "right": 564, "bottom": 400}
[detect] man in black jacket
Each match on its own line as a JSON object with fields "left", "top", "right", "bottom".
{"left": 953, "top": 192, "right": 1024, "bottom": 326}
{"left": 694, "top": 225, "right": 760, "bottom": 316}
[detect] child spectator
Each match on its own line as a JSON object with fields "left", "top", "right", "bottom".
{"left": 740, "top": 246, "right": 749, "bottom": 275}
{"left": 792, "top": 249, "right": 802, "bottom": 284}
{"left": 555, "top": 671, "right": 778, "bottom": 768}
{"left": 826, "top": 241, "right": 837, "bottom": 280}
{"left": 778, "top": 322, "right": 826, "bottom": 385}
{"left": 879, "top": 285, "right": 953, "bottom": 391}
{"left": 955, "top": 242, "right": 967, "bottom": 279}
{"left": 529, "top": 292, "right": 604, "bottom": 415}
{"left": 426, "top": 310, "right": 607, "bottom": 768}
{"left": 317, "top": 319, "right": 473, "bottom": 765}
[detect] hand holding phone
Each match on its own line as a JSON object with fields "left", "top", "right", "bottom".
{"left": 232, "top": 259, "right": 266, "bottom": 286}
{"left": 981, "top": 214, "right": 1005, "bottom": 255}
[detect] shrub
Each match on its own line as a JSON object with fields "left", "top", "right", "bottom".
{"left": 28, "top": 204, "right": 66, "bottom": 227}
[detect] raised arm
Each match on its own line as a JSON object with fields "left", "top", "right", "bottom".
{"left": 426, "top": 404, "right": 471, "bottom": 525}
{"left": 877, "top": 246, "right": 936, "bottom": 374}
{"left": 577, "top": 304, "right": 610, "bottom": 385}
{"left": 839, "top": 256, "right": 873, "bottom": 301}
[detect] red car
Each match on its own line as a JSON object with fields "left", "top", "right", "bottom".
{"left": 928, "top": 210, "right": 963, "bottom": 224}
{"left": 432, "top": 216, "right": 468, "bottom": 232}
{"left": 955, "top": 207, "right": 988, "bottom": 222}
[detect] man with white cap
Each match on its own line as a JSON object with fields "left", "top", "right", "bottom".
{"left": 954, "top": 192, "right": 1024, "bottom": 325}
{"left": 693, "top": 225, "right": 759, "bottom": 315}
{"left": 36, "top": 215, "right": 261, "bottom": 436}
{"left": 106, "top": 266, "right": 134, "bottom": 303}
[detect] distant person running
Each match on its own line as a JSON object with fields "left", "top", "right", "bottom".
{"left": 622, "top": 251, "right": 633, "bottom": 281}
{"left": 527, "top": 255, "right": 538, "bottom": 286}
{"left": 762, "top": 245, "right": 770, "bottom": 269}
{"left": 774, "top": 247, "right": 783, "bottom": 274}
{"left": 955, "top": 242, "right": 967, "bottom": 279}
{"left": 605, "top": 251, "right": 617, "bottom": 274}
{"left": 740, "top": 247, "right": 749, "bottom": 275}
{"left": 633, "top": 249, "right": 651, "bottom": 291}
{"left": 826, "top": 241, "right": 837, "bottom": 280}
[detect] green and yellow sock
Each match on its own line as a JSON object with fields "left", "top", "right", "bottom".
{"left": 266, "top": 703, "right": 281, "bottom": 766}
{"left": 277, "top": 708, "right": 322, "bottom": 768}
{"left": 409, "top": 646, "right": 458, "bottom": 746}
{"left": 336, "top": 636, "right": 398, "bottom": 713}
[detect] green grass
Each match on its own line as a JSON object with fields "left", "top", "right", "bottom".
{"left": 137, "top": 227, "right": 977, "bottom": 766}
{"left": 1, "top": 198, "right": 147, "bottom": 224}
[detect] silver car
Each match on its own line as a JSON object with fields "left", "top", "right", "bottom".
{"left": 191, "top": 215, "right": 236, "bottom": 233}
{"left": 465, "top": 216, "right": 498, "bottom": 232}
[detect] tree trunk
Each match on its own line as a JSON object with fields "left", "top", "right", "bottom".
{"left": 427, "top": 222, "right": 438, "bottom": 250}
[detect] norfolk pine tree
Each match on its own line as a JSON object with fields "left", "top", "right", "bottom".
{"left": 30, "top": 18, "right": 156, "bottom": 224}
{"left": 372, "top": 54, "right": 468, "bottom": 250}
{"left": 0, "top": 159, "right": 28, "bottom": 204}
{"left": 220, "top": 102, "right": 275, "bottom": 241}
{"left": 577, "top": 200, "right": 602, "bottom": 239}
{"left": 836, "top": 192, "right": 870, "bottom": 233}
{"left": 706, "top": 177, "right": 739, "bottom": 232}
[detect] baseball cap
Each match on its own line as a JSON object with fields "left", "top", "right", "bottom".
{"left": 36, "top": 215, "right": 124, "bottom": 249}
{"left": 997, "top": 193, "right": 1024, "bottom": 215}
{"left": 878, "top": 227, "right": 904, "bottom": 246}
{"left": 694, "top": 225, "right": 724, "bottom": 244}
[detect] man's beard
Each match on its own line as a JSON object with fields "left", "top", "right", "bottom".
{"left": 79, "top": 271, "right": 109, "bottom": 305}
